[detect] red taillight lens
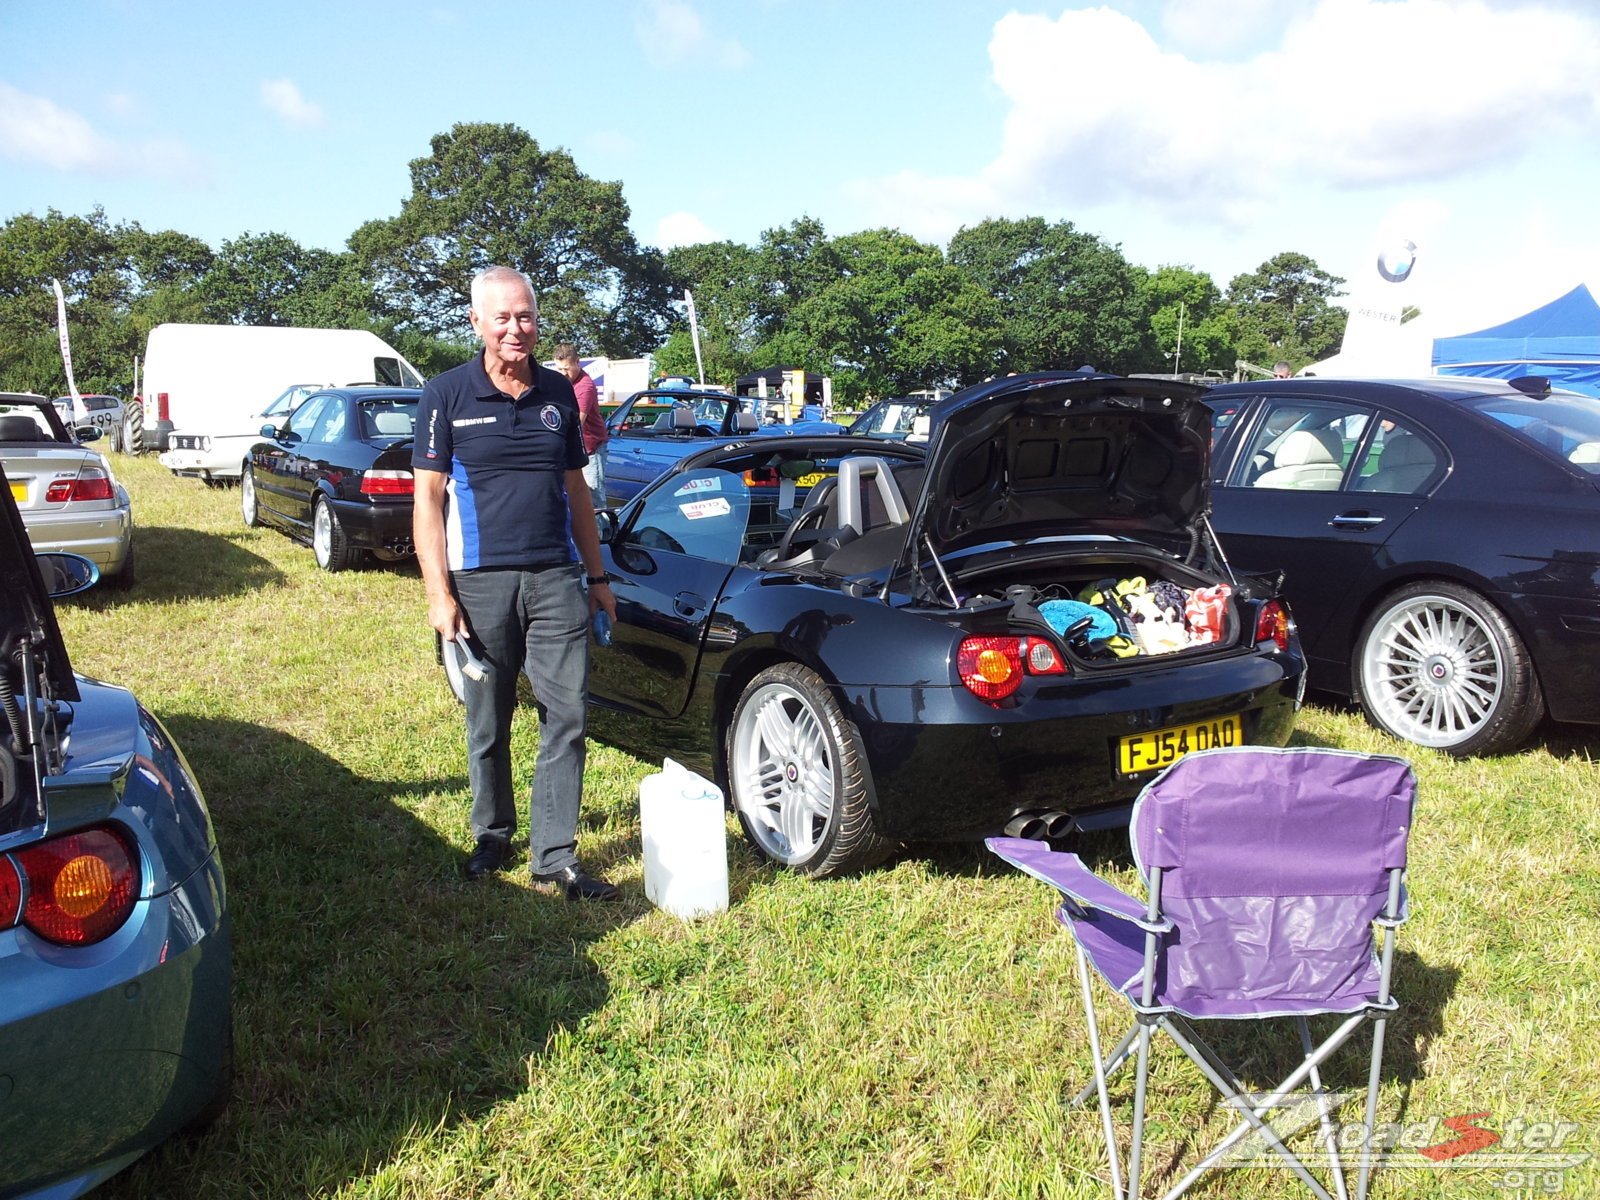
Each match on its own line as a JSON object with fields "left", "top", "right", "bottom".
{"left": 156, "top": 392, "right": 170, "bottom": 423}
{"left": 15, "top": 827, "right": 139, "bottom": 946}
{"left": 958, "top": 635, "right": 1068, "bottom": 703}
{"left": 1255, "top": 600, "right": 1291, "bottom": 652}
{"left": 0, "top": 857, "right": 21, "bottom": 928}
{"left": 360, "top": 469, "right": 414, "bottom": 496}
{"left": 741, "top": 468, "right": 780, "bottom": 487}
{"left": 45, "top": 467, "right": 114, "bottom": 503}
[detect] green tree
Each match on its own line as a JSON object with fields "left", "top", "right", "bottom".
{"left": 0, "top": 207, "right": 142, "bottom": 396}
{"left": 1225, "top": 252, "right": 1348, "bottom": 371}
{"left": 1139, "top": 265, "right": 1233, "bottom": 375}
{"left": 948, "top": 217, "right": 1146, "bottom": 375}
{"left": 200, "top": 232, "right": 376, "bottom": 328}
{"left": 348, "top": 123, "right": 670, "bottom": 355}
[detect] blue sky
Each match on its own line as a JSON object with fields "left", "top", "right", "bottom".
{"left": 5, "top": 0, "right": 1600, "bottom": 341}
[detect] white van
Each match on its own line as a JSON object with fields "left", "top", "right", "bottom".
{"left": 138, "top": 324, "right": 424, "bottom": 483}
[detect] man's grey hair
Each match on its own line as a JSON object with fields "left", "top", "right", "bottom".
{"left": 470, "top": 265, "right": 537, "bottom": 314}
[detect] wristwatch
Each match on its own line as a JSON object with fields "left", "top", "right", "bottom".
{"left": 586, "top": 574, "right": 610, "bottom": 586}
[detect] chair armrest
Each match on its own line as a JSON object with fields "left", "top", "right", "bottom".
{"left": 987, "top": 837, "right": 1152, "bottom": 924}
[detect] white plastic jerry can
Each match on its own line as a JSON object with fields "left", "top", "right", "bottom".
{"left": 639, "top": 758, "right": 730, "bottom": 919}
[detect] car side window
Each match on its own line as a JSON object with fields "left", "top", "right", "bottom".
{"left": 309, "top": 399, "right": 347, "bottom": 444}
{"left": 628, "top": 468, "right": 752, "bottom": 563}
{"left": 1353, "top": 416, "right": 1443, "bottom": 494}
{"left": 1233, "top": 399, "right": 1372, "bottom": 491}
{"left": 616, "top": 404, "right": 669, "bottom": 436}
{"left": 285, "top": 394, "right": 331, "bottom": 440}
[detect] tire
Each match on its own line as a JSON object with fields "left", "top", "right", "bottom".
{"left": 727, "top": 662, "right": 892, "bottom": 878}
{"left": 240, "top": 465, "right": 263, "bottom": 527}
{"left": 122, "top": 402, "right": 144, "bottom": 455}
{"left": 1354, "top": 580, "right": 1544, "bottom": 756}
{"left": 311, "top": 496, "right": 361, "bottom": 572}
{"left": 107, "top": 539, "right": 136, "bottom": 592}
{"left": 179, "top": 1011, "right": 234, "bottom": 1136}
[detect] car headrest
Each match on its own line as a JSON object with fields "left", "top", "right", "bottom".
{"left": 1273, "top": 429, "right": 1340, "bottom": 467}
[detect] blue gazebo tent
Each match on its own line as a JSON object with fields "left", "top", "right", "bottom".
{"left": 1432, "top": 284, "right": 1600, "bottom": 396}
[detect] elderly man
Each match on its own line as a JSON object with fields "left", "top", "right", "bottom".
{"left": 412, "top": 265, "right": 620, "bottom": 899}
{"left": 552, "top": 343, "right": 607, "bottom": 505}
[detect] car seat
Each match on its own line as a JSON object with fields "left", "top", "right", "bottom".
{"left": 1356, "top": 432, "right": 1438, "bottom": 493}
{"left": 0, "top": 415, "right": 46, "bottom": 442}
{"left": 1252, "top": 428, "right": 1345, "bottom": 490}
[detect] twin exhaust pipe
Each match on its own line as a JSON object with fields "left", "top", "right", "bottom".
{"left": 1003, "top": 810, "right": 1078, "bottom": 841}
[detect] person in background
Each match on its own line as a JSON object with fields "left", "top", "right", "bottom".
{"left": 553, "top": 344, "right": 607, "bottom": 506}
{"left": 1273, "top": 361, "right": 1293, "bottom": 379}
{"left": 412, "top": 266, "right": 619, "bottom": 900}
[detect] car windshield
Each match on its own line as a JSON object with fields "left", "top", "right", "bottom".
{"left": 359, "top": 400, "right": 418, "bottom": 439}
{"left": 853, "top": 401, "right": 929, "bottom": 435}
{"left": 1466, "top": 391, "right": 1600, "bottom": 474}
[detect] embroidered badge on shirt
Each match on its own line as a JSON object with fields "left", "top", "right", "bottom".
{"left": 540, "top": 404, "right": 562, "bottom": 431}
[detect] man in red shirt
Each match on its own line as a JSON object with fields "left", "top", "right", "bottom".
{"left": 553, "top": 344, "right": 607, "bottom": 505}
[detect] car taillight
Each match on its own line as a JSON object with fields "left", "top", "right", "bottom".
{"left": 45, "top": 466, "right": 115, "bottom": 503}
{"left": 958, "top": 635, "right": 1068, "bottom": 703}
{"left": 156, "top": 392, "right": 170, "bottom": 423}
{"left": 360, "top": 469, "right": 414, "bottom": 496}
{"left": 1255, "top": 599, "right": 1291, "bottom": 652}
{"left": 10, "top": 827, "right": 139, "bottom": 946}
{"left": 0, "top": 857, "right": 20, "bottom": 927}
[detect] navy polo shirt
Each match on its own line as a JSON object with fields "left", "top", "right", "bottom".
{"left": 413, "top": 353, "right": 588, "bottom": 571}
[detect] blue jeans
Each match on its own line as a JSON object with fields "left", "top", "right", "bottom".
{"left": 451, "top": 563, "right": 589, "bottom": 874}
{"left": 582, "top": 443, "right": 608, "bottom": 507}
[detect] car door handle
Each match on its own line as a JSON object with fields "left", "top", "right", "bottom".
{"left": 1330, "top": 511, "right": 1386, "bottom": 529}
{"left": 673, "top": 591, "right": 708, "bottom": 618}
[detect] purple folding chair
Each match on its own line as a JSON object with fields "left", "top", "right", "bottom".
{"left": 989, "top": 745, "right": 1416, "bottom": 1200}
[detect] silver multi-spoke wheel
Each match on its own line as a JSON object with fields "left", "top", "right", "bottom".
{"left": 1356, "top": 582, "right": 1543, "bottom": 756}
{"left": 728, "top": 663, "right": 890, "bottom": 877}
{"left": 311, "top": 497, "right": 359, "bottom": 571}
{"left": 732, "top": 680, "right": 835, "bottom": 863}
{"left": 240, "top": 466, "right": 261, "bottom": 527}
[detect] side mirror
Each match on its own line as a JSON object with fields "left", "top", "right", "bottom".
{"left": 35, "top": 552, "right": 99, "bottom": 597}
{"left": 261, "top": 424, "right": 283, "bottom": 439}
{"left": 595, "top": 509, "right": 619, "bottom": 544}
{"left": 75, "top": 425, "right": 102, "bottom": 443}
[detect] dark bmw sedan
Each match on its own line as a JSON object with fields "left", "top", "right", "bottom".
{"left": 241, "top": 387, "right": 419, "bottom": 571}
{"left": 1206, "top": 375, "right": 1600, "bottom": 756}
{"left": 552, "top": 372, "right": 1306, "bottom": 877}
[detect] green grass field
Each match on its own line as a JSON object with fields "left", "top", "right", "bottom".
{"left": 60, "top": 455, "right": 1600, "bottom": 1199}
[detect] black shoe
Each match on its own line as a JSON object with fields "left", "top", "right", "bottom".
{"left": 531, "top": 863, "right": 620, "bottom": 901}
{"left": 465, "top": 836, "right": 507, "bottom": 880}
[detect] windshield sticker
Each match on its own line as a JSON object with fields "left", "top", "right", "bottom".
{"left": 680, "top": 497, "right": 732, "bottom": 520}
{"left": 675, "top": 476, "right": 722, "bottom": 496}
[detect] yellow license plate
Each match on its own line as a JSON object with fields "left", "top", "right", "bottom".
{"left": 8, "top": 481, "right": 25, "bottom": 502}
{"left": 1118, "top": 715, "right": 1242, "bottom": 774}
{"left": 795, "top": 471, "right": 830, "bottom": 488}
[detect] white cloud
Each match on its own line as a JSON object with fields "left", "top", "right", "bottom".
{"left": 848, "top": 0, "right": 1600, "bottom": 240}
{"left": 656, "top": 211, "right": 722, "bottom": 249}
{"left": 1160, "top": 0, "right": 1307, "bottom": 56}
{"left": 0, "top": 82, "right": 201, "bottom": 179}
{"left": 260, "top": 78, "right": 324, "bottom": 128}
{"left": 635, "top": 0, "right": 750, "bottom": 69}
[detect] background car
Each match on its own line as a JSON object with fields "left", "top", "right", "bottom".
{"left": 1, "top": 392, "right": 135, "bottom": 590}
{"left": 241, "top": 386, "right": 419, "bottom": 571}
{"left": 556, "top": 373, "right": 1305, "bottom": 877}
{"left": 0, "top": 463, "right": 232, "bottom": 1198}
{"left": 52, "top": 393, "right": 125, "bottom": 445}
{"left": 603, "top": 388, "right": 842, "bottom": 505}
{"left": 1206, "top": 374, "right": 1600, "bottom": 755}
{"left": 846, "top": 395, "right": 939, "bottom": 441}
{"left": 160, "top": 381, "right": 321, "bottom": 486}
